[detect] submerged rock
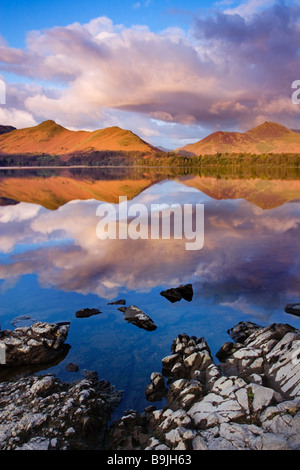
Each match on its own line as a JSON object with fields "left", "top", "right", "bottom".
{"left": 0, "top": 321, "right": 70, "bottom": 368}
{"left": 66, "top": 363, "right": 79, "bottom": 372}
{"left": 75, "top": 308, "right": 101, "bottom": 318}
{"left": 106, "top": 321, "right": 300, "bottom": 451}
{"left": 160, "top": 284, "right": 193, "bottom": 303}
{"left": 11, "top": 315, "right": 35, "bottom": 328}
{"left": 118, "top": 305, "right": 157, "bottom": 331}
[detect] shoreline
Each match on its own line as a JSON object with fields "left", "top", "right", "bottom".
{"left": 1, "top": 319, "right": 300, "bottom": 450}
{"left": 0, "top": 163, "right": 300, "bottom": 170}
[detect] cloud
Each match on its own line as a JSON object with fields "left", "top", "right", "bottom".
{"left": 0, "top": 2, "right": 299, "bottom": 144}
{"left": 0, "top": 181, "right": 299, "bottom": 313}
{"left": 224, "top": 0, "right": 280, "bottom": 17}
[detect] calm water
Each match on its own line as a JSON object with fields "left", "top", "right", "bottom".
{"left": 0, "top": 167, "right": 299, "bottom": 419}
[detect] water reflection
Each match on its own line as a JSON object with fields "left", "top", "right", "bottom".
{"left": 0, "top": 169, "right": 299, "bottom": 416}
{"left": 0, "top": 179, "right": 299, "bottom": 316}
{"left": 0, "top": 166, "right": 299, "bottom": 209}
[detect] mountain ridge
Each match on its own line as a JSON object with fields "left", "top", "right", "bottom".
{"left": 178, "top": 121, "right": 300, "bottom": 155}
{"left": 1, "top": 120, "right": 300, "bottom": 159}
{"left": 0, "top": 120, "right": 159, "bottom": 157}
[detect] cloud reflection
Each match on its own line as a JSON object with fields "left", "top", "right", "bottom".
{"left": 0, "top": 181, "right": 299, "bottom": 316}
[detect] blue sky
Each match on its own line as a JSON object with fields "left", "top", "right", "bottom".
{"left": 0, "top": 1, "right": 219, "bottom": 47}
{"left": 0, "top": 0, "right": 299, "bottom": 148}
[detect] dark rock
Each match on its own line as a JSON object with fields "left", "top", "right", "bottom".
{"left": 84, "top": 370, "right": 99, "bottom": 381}
{"left": 227, "top": 321, "right": 261, "bottom": 343}
{"left": 216, "top": 342, "right": 243, "bottom": 361}
{"left": 75, "top": 308, "right": 101, "bottom": 318}
{"left": 160, "top": 288, "right": 182, "bottom": 303}
{"left": 119, "top": 305, "right": 157, "bottom": 331}
{"left": 160, "top": 284, "right": 193, "bottom": 303}
{"left": 176, "top": 284, "right": 193, "bottom": 302}
{"left": 144, "top": 405, "right": 157, "bottom": 413}
{"left": 285, "top": 303, "right": 300, "bottom": 317}
{"left": 145, "top": 372, "right": 167, "bottom": 402}
{"left": 108, "top": 299, "right": 126, "bottom": 305}
{"left": 66, "top": 363, "right": 79, "bottom": 372}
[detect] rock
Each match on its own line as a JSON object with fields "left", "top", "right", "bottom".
{"left": 83, "top": 370, "right": 99, "bottom": 381}
{"left": 75, "top": 308, "right": 101, "bottom": 318}
{"left": 106, "top": 321, "right": 300, "bottom": 451}
{"left": 227, "top": 321, "right": 261, "bottom": 343}
{"left": 145, "top": 372, "right": 167, "bottom": 402}
{"left": 160, "top": 284, "right": 193, "bottom": 303}
{"left": 108, "top": 299, "right": 126, "bottom": 305}
{"left": 176, "top": 284, "right": 194, "bottom": 302}
{"left": 285, "top": 303, "right": 300, "bottom": 317}
{"left": 118, "top": 305, "right": 157, "bottom": 331}
{"left": 66, "top": 363, "right": 79, "bottom": 372}
{"left": 11, "top": 315, "right": 35, "bottom": 328}
{"left": 0, "top": 321, "right": 70, "bottom": 368}
{"left": 0, "top": 374, "right": 122, "bottom": 450}
{"left": 160, "top": 288, "right": 182, "bottom": 303}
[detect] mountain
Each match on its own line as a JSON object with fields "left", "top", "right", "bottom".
{"left": 0, "top": 120, "right": 159, "bottom": 156}
{"left": 178, "top": 122, "right": 300, "bottom": 155}
{"left": 0, "top": 125, "right": 16, "bottom": 135}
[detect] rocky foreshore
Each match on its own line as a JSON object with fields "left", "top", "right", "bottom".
{"left": 0, "top": 321, "right": 123, "bottom": 450}
{"left": 106, "top": 321, "right": 300, "bottom": 450}
{"left": 1, "top": 320, "right": 300, "bottom": 450}
{"left": 0, "top": 374, "right": 123, "bottom": 450}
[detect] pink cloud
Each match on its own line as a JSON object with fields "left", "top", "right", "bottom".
{"left": 0, "top": 2, "right": 299, "bottom": 145}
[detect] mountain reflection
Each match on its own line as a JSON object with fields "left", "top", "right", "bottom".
{"left": 0, "top": 180, "right": 299, "bottom": 317}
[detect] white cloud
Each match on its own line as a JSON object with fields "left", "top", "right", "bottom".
{"left": 0, "top": 3, "right": 299, "bottom": 143}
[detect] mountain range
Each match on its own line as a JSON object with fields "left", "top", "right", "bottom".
{"left": 0, "top": 120, "right": 300, "bottom": 158}
{"left": 178, "top": 121, "right": 300, "bottom": 155}
{"left": 0, "top": 120, "right": 158, "bottom": 157}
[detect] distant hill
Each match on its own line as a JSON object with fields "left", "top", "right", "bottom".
{"left": 0, "top": 125, "right": 16, "bottom": 135}
{"left": 0, "top": 120, "right": 159, "bottom": 157}
{"left": 178, "top": 122, "right": 300, "bottom": 155}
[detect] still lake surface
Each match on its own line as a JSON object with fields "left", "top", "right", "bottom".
{"left": 0, "top": 166, "right": 299, "bottom": 419}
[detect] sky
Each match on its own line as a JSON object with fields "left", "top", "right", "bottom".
{"left": 0, "top": 0, "right": 299, "bottom": 148}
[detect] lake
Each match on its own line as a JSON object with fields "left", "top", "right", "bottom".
{"left": 0, "top": 166, "right": 299, "bottom": 420}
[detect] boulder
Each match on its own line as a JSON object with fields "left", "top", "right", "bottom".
{"left": 145, "top": 372, "right": 167, "bottom": 402}
{"left": 75, "top": 308, "right": 101, "bottom": 318}
{"left": 118, "top": 305, "right": 157, "bottom": 331}
{"left": 0, "top": 321, "right": 70, "bottom": 368}
{"left": 160, "top": 284, "right": 193, "bottom": 303}
{"left": 160, "top": 288, "right": 182, "bottom": 303}
{"left": 66, "top": 363, "right": 79, "bottom": 372}
{"left": 107, "top": 299, "right": 126, "bottom": 306}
